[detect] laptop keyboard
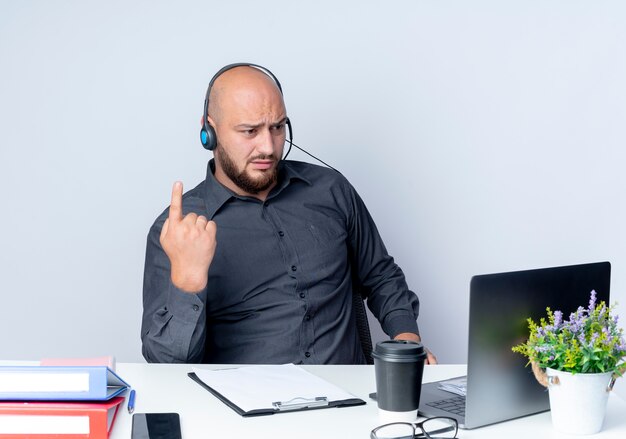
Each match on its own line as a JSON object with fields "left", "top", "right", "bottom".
{"left": 426, "top": 396, "right": 466, "bottom": 416}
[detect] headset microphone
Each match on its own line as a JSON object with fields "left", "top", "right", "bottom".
{"left": 283, "top": 137, "right": 339, "bottom": 173}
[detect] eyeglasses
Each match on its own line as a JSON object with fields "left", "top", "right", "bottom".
{"left": 370, "top": 416, "right": 458, "bottom": 439}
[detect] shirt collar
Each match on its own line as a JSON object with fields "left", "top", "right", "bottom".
{"left": 202, "top": 159, "right": 312, "bottom": 218}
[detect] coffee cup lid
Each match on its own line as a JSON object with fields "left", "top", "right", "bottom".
{"left": 372, "top": 340, "right": 427, "bottom": 362}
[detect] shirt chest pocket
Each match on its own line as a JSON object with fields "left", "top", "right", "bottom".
{"left": 295, "top": 216, "right": 348, "bottom": 277}
{"left": 306, "top": 220, "right": 345, "bottom": 246}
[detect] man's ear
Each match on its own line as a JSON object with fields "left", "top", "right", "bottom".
{"left": 206, "top": 115, "right": 216, "bottom": 128}
{"left": 201, "top": 114, "right": 216, "bottom": 126}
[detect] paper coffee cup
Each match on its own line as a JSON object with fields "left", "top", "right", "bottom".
{"left": 372, "top": 340, "right": 427, "bottom": 421}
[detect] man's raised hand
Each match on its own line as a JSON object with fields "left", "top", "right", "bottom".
{"left": 159, "top": 181, "right": 217, "bottom": 293}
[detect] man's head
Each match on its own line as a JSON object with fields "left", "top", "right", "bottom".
{"left": 204, "top": 65, "right": 289, "bottom": 198}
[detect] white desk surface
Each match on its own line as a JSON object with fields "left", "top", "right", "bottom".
{"left": 106, "top": 363, "right": 626, "bottom": 439}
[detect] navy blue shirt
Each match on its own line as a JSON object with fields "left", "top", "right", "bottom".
{"left": 141, "top": 160, "right": 420, "bottom": 364}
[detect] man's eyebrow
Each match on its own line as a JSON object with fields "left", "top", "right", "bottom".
{"left": 234, "top": 117, "right": 288, "bottom": 129}
{"left": 234, "top": 122, "right": 263, "bottom": 129}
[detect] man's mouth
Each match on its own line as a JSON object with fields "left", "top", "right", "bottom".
{"left": 249, "top": 159, "right": 275, "bottom": 170}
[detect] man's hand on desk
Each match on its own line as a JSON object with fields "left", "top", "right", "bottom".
{"left": 160, "top": 181, "right": 218, "bottom": 293}
{"left": 394, "top": 332, "right": 438, "bottom": 364}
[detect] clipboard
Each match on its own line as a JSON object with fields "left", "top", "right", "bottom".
{"left": 188, "top": 364, "right": 366, "bottom": 417}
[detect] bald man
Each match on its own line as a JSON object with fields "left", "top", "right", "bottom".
{"left": 141, "top": 64, "right": 435, "bottom": 364}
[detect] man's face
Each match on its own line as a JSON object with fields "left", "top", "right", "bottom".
{"left": 209, "top": 69, "right": 288, "bottom": 197}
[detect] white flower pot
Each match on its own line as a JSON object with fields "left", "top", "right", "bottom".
{"left": 546, "top": 367, "right": 614, "bottom": 435}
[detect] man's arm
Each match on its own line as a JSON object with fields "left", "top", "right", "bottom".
{"left": 141, "top": 182, "right": 217, "bottom": 363}
{"left": 344, "top": 181, "right": 437, "bottom": 363}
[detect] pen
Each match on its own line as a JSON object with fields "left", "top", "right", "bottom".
{"left": 127, "top": 389, "right": 136, "bottom": 414}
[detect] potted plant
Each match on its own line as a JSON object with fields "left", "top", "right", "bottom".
{"left": 512, "top": 290, "right": 626, "bottom": 434}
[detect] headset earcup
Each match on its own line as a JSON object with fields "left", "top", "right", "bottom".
{"left": 200, "top": 124, "right": 217, "bottom": 151}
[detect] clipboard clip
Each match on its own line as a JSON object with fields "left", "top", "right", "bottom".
{"left": 272, "top": 396, "right": 329, "bottom": 411}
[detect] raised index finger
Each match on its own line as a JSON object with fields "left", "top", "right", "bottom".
{"left": 169, "top": 181, "right": 184, "bottom": 222}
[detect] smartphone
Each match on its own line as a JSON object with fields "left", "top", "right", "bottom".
{"left": 131, "top": 413, "right": 182, "bottom": 439}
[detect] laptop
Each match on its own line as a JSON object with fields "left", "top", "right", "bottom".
{"left": 418, "top": 261, "right": 611, "bottom": 429}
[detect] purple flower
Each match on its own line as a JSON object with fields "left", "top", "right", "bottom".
{"left": 567, "top": 319, "right": 582, "bottom": 334}
{"left": 553, "top": 310, "right": 563, "bottom": 327}
{"left": 589, "top": 290, "right": 597, "bottom": 311}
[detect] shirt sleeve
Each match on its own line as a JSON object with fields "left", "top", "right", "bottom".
{"left": 344, "top": 181, "right": 420, "bottom": 338}
{"left": 141, "top": 219, "right": 208, "bottom": 363}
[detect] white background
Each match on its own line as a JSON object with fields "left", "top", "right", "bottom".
{"left": 1, "top": 0, "right": 625, "bottom": 394}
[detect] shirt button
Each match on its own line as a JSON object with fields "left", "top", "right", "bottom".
{"left": 300, "top": 292, "right": 305, "bottom": 299}
{"left": 278, "top": 231, "right": 285, "bottom": 237}
{"left": 192, "top": 305, "right": 199, "bottom": 311}
{"left": 291, "top": 265, "right": 297, "bottom": 272}
{"left": 305, "top": 352, "right": 311, "bottom": 358}
{"left": 305, "top": 315, "right": 311, "bottom": 321}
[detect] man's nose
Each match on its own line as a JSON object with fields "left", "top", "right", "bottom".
{"left": 256, "top": 128, "right": 274, "bottom": 156}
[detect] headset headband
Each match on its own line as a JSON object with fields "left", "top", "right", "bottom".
{"left": 203, "top": 63, "right": 283, "bottom": 126}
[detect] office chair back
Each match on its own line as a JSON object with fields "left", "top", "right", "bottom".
{"left": 352, "top": 287, "right": 374, "bottom": 365}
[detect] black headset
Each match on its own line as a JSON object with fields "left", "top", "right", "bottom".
{"left": 199, "top": 63, "right": 293, "bottom": 152}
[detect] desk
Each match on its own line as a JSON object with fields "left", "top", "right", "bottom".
{"left": 109, "top": 363, "right": 626, "bottom": 439}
